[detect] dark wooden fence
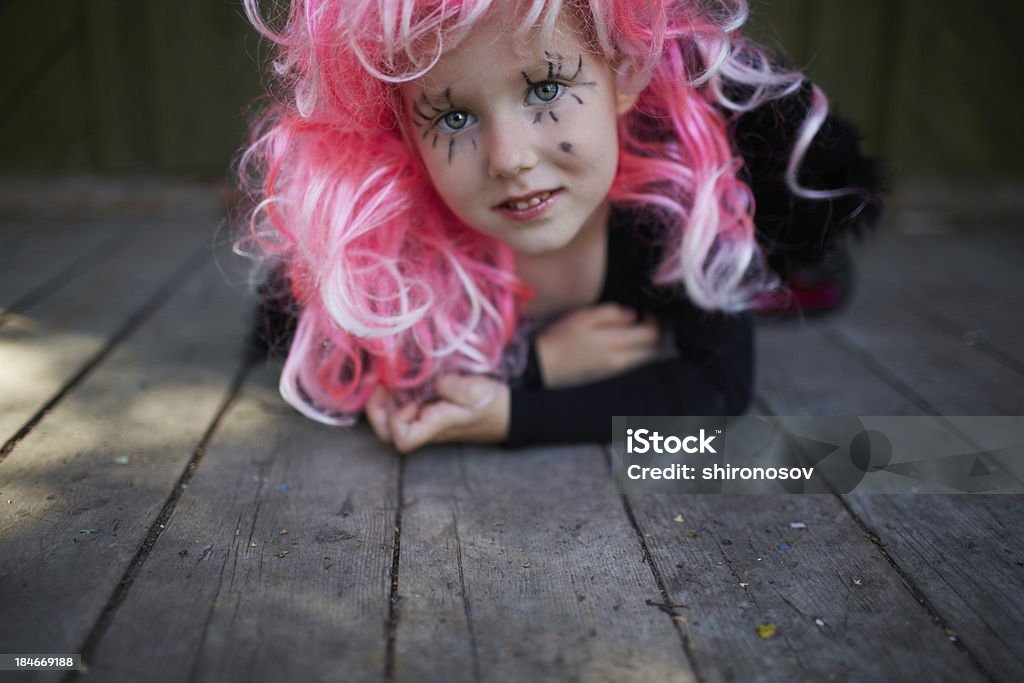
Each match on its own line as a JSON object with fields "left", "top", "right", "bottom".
{"left": 2, "top": 0, "right": 1022, "bottom": 181}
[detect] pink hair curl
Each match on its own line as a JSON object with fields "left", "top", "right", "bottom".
{"left": 237, "top": 0, "right": 832, "bottom": 424}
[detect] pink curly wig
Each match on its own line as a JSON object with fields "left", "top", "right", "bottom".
{"left": 237, "top": 0, "right": 831, "bottom": 425}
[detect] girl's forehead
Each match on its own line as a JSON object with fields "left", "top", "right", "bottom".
{"left": 408, "top": 7, "right": 592, "bottom": 89}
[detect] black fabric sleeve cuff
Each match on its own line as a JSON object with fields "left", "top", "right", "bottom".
{"left": 518, "top": 339, "right": 546, "bottom": 390}
{"left": 505, "top": 357, "right": 746, "bottom": 448}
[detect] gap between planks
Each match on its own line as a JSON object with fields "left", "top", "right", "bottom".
{"left": 65, "top": 357, "right": 255, "bottom": 682}
{"left": 0, "top": 244, "right": 210, "bottom": 464}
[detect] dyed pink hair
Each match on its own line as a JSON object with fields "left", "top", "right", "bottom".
{"left": 237, "top": 0, "right": 830, "bottom": 424}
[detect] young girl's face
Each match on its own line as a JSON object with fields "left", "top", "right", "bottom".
{"left": 400, "top": 9, "right": 635, "bottom": 255}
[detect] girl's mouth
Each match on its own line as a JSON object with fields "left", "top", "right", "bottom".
{"left": 495, "top": 189, "right": 561, "bottom": 220}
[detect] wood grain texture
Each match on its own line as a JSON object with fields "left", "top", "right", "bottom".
{"left": 625, "top": 492, "right": 987, "bottom": 682}
{"left": 395, "top": 444, "right": 696, "bottom": 683}
{"left": 0, "top": 255, "right": 249, "bottom": 669}
{"left": 753, "top": 229, "right": 1024, "bottom": 682}
{"left": 87, "top": 368, "right": 399, "bottom": 683}
{"left": 858, "top": 226, "right": 1024, "bottom": 369}
{"left": 0, "top": 204, "right": 1020, "bottom": 682}
{"left": 756, "top": 230, "right": 1024, "bottom": 418}
{"left": 829, "top": 266, "right": 1023, "bottom": 416}
{"left": 0, "top": 219, "right": 129, "bottom": 316}
{"left": 0, "top": 217, "right": 214, "bottom": 444}
{"left": 754, "top": 320, "right": 925, "bottom": 416}
{"left": 843, "top": 494, "right": 1024, "bottom": 681}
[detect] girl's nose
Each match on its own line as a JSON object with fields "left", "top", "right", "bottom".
{"left": 486, "top": 120, "right": 539, "bottom": 179}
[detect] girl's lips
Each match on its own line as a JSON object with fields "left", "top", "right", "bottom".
{"left": 494, "top": 189, "right": 561, "bottom": 220}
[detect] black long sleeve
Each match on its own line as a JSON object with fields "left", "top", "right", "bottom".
{"left": 505, "top": 212, "right": 753, "bottom": 447}
{"left": 506, "top": 320, "right": 752, "bottom": 446}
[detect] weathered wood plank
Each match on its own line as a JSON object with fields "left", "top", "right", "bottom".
{"left": 754, "top": 319, "right": 925, "bottom": 415}
{"left": 757, "top": 226, "right": 1024, "bottom": 418}
{"left": 0, "top": 221, "right": 34, "bottom": 250}
{"left": 0, "top": 217, "right": 212, "bottom": 445}
{"left": 754, "top": 232, "right": 1024, "bottom": 682}
{"left": 625, "top": 492, "right": 986, "bottom": 682}
{"left": 395, "top": 444, "right": 696, "bottom": 683}
{"left": 826, "top": 270, "right": 1023, "bottom": 416}
{"left": 85, "top": 367, "right": 398, "bottom": 683}
{"left": 844, "top": 494, "right": 1024, "bottom": 680}
{"left": 0, "top": 218, "right": 130, "bottom": 316}
{"left": 0, "top": 254, "right": 250, "bottom": 680}
{"left": 858, "top": 227, "right": 1024, "bottom": 369}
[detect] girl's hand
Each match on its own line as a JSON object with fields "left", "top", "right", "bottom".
{"left": 365, "top": 375, "right": 510, "bottom": 453}
{"left": 535, "top": 303, "right": 661, "bottom": 389}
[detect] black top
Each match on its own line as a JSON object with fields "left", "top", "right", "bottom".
{"left": 506, "top": 207, "right": 753, "bottom": 447}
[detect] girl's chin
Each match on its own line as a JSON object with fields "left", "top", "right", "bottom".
{"left": 506, "top": 234, "right": 578, "bottom": 256}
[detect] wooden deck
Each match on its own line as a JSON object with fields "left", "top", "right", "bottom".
{"left": 1, "top": 186, "right": 1022, "bottom": 682}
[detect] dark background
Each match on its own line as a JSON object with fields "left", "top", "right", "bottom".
{"left": 1, "top": 0, "right": 1022, "bottom": 190}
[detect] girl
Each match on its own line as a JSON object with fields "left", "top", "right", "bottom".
{"left": 239, "top": 0, "right": 882, "bottom": 452}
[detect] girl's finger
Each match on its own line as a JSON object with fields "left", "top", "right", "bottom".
{"left": 587, "top": 302, "right": 638, "bottom": 326}
{"left": 393, "top": 401, "right": 463, "bottom": 452}
{"left": 599, "top": 320, "right": 659, "bottom": 351}
{"left": 436, "top": 374, "right": 496, "bottom": 410}
{"left": 622, "top": 344, "right": 661, "bottom": 370}
{"left": 621, "top": 320, "right": 662, "bottom": 349}
{"left": 365, "top": 386, "right": 393, "bottom": 442}
{"left": 387, "top": 402, "right": 420, "bottom": 449}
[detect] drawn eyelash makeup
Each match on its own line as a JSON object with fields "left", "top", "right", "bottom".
{"left": 411, "top": 93, "right": 443, "bottom": 130}
{"left": 410, "top": 53, "right": 596, "bottom": 163}
{"left": 412, "top": 91, "right": 464, "bottom": 130}
{"left": 522, "top": 53, "right": 597, "bottom": 123}
{"left": 412, "top": 90, "right": 476, "bottom": 164}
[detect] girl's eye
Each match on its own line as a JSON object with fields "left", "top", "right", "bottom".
{"left": 439, "top": 110, "right": 472, "bottom": 132}
{"left": 528, "top": 81, "right": 563, "bottom": 104}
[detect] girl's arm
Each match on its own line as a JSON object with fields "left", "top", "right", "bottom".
{"left": 533, "top": 303, "right": 661, "bottom": 389}
{"left": 506, "top": 306, "right": 753, "bottom": 447}
{"left": 364, "top": 302, "right": 668, "bottom": 452}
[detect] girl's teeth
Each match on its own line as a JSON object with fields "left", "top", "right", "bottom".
{"left": 511, "top": 192, "right": 551, "bottom": 210}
